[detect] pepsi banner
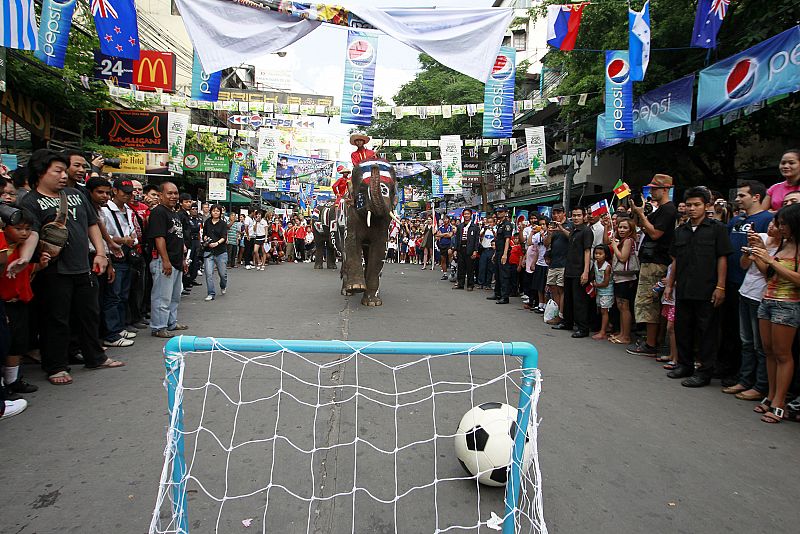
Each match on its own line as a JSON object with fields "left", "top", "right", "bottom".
{"left": 34, "top": 0, "right": 77, "bottom": 69}
{"left": 191, "top": 51, "right": 221, "bottom": 102}
{"left": 482, "top": 46, "right": 516, "bottom": 138}
{"left": 341, "top": 31, "right": 378, "bottom": 126}
{"left": 604, "top": 50, "right": 634, "bottom": 139}
{"left": 697, "top": 26, "right": 800, "bottom": 120}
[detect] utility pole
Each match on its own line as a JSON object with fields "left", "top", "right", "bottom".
{"left": 562, "top": 129, "right": 572, "bottom": 214}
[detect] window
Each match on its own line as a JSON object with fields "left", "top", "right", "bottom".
{"left": 513, "top": 31, "right": 527, "bottom": 52}
{"left": 502, "top": 36, "right": 512, "bottom": 48}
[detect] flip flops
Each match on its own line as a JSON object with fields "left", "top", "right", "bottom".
{"left": 47, "top": 371, "right": 73, "bottom": 385}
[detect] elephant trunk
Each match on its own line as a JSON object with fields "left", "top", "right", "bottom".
{"left": 369, "top": 165, "right": 388, "bottom": 218}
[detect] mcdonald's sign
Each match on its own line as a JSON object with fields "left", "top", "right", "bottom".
{"left": 96, "top": 109, "right": 169, "bottom": 152}
{"left": 132, "top": 50, "right": 176, "bottom": 92}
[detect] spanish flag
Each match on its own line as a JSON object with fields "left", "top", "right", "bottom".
{"left": 613, "top": 179, "right": 631, "bottom": 199}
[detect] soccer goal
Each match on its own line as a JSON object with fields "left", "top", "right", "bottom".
{"left": 149, "top": 337, "right": 546, "bottom": 534}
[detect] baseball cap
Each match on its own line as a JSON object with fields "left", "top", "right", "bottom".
{"left": 113, "top": 178, "right": 134, "bottom": 193}
{"left": 493, "top": 204, "right": 508, "bottom": 213}
{"left": 552, "top": 204, "right": 566, "bottom": 212}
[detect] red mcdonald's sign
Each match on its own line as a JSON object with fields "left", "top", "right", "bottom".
{"left": 133, "top": 50, "right": 176, "bottom": 92}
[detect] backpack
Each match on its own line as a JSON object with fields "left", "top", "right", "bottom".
{"left": 38, "top": 191, "right": 69, "bottom": 258}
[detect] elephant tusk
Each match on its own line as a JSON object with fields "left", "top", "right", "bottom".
{"left": 389, "top": 211, "right": 402, "bottom": 225}
{"left": 367, "top": 210, "right": 372, "bottom": 227}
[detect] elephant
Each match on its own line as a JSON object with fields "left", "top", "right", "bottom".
{"left": 311, "top": 201, "right": 340, "bottom": 269}
{"left": 340, "top": 159, "right": 398, "bottom": 306}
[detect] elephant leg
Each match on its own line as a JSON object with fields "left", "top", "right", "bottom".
{"left": 326, "top": 240, "right": 337, "bottom": 269}
{"left": 342, "top": 219, "right": 366, "bottom": 295}
{"left": 314, "top": 233, "right": 325, "bottom": 269}
{"left": 361, "top": 230, "right": 388, "bottom": 306}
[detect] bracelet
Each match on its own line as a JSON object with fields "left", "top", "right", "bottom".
{"left": 715, "top": 286, "right": 725, "bottom": 291}
{"left": 96, "top": 255, "right": 108, "bottom": 259}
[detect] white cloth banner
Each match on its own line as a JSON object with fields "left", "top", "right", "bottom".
{"left": 175, "top": 0, "right": 512, "bottom": 82}
{"left": 440, "top": 135, "right": 463, "bottom": 194}
{"left": 525, "top": 127, "right": 547, "bottom": 185}
{"left": 257, "top": 129, "right": 281, "bottom": 190}
{"left": 167, "top": 113, "right": 189, "bottom": 175}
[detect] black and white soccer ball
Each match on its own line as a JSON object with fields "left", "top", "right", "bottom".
{"left": 454, "top": 402, "right": 533, "bottom": 487}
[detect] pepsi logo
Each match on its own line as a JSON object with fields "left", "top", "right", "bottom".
{"left": 347, "top": 40, "right": 375, "bottom": 69}
{"left": 490, "top": 54, "right": 514, "bottom": 81}
{"left": 726, "top": 57, "right": 757, "bottom": 100}
{"left": 606, "top": 58, "right": 630, "bottom": 84}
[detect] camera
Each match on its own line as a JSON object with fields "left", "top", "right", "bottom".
{"left": 0, "top": 201, "right": 22, "bottom": 226}
{"left": 92, "top": 152, "right": 121, "bottom": 169}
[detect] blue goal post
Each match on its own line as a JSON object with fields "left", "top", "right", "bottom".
{"left": 157, "top": 336, "right": 541, "bottom": 534}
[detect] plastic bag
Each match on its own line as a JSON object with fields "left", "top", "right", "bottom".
{"left": 543, "top": 299, "right": 559, "bottom": 322}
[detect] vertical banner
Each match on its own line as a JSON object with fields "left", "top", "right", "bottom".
{"left": 482, "top": 46, "right": 516, "bottom": 138}
{"left": 604, "top": 50, "right": 634, "bottom": 139}
{"left": 167, "top": 112, "right": 189, "bottom": 174}
{"left": 208, "top": 177, "right": 227, "bottom": 201}
{"left": 191, "top": 51, "right": 221, "bottom": 102}
{"left": 440, "top": 135, "right": 463, "bottom": 195}
{"left": 229, "top": 162, "right": 243, "bottom": 185}
{"left": 34, "top": 0, "right": 76, "bottom": 69}
{"left": 257, "top": 128, "right": 281, "bottom": 190}
{"left": 525, "top": 126, "right": 548, "bottom": 185}
{"left": 341, "top": 31, "right": 378, "bottom": 126}
{"left": 0, "top": 47, "right": 6, "bottom": 92}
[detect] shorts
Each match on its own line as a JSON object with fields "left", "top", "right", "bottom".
{"left": 661, "top": 303, "right": 675, "bottom": 323}
{"left": 5, "top": 301, "right": 30, "bottom": 355}
{"left": 597, "top": 294, "right": 614, "bottom": 309}
{"left": 634, "top": 263, "right": 668, "bottom": 324}
{"left": 758, "top": 298, "right": 800, "bottom": 328}
{"left": 439, "top": 246, "right": 449, "bottom": 257}
{"left": 614, "top": 280, "right": 637, "bottom": 302}
{"left": 546, "top": 267, "right": 565, "bottom": 287}
{"left": 532, "top": 266, "right": 548, "bottom": 292}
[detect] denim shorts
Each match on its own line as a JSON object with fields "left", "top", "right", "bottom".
{"left": 757, "top": 299, "right": 800, "bottom": 328}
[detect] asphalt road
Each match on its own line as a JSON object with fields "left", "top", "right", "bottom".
{"left": 2, "top": 262, "right": 799, "bottom": 533}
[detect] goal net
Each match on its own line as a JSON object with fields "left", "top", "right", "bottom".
{"left": 149, "top": 337, "right": 546, "bottom": 534}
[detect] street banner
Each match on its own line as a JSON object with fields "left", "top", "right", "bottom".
{"left": 257, "top": 129, "right": 280, "bottom": 189}
{"left": 0, "top": 47, "right": 6, "bottom": 92}
{"left": 510, "top": 147, "right": 528, "bottom": 174}
{"left": 697, "top": 26, "right": 800, "bottom": 120}
{"left": 430, "top": 161, "right": 444, "bottom": 198}
{"left": 133, "top": 50, "right": 176, "bottom": 92}
{"left": 93, "top": 50, "right": 133, "bottom": 85}
{"left": 96, "top": 109, "right": 169, "bottom": 151}
{"left": 440, "top": 135, "right": 462, "bottom": 195}
{"left": 167, "top": 112, "right": 189, "bottom": 174}
{"left": 182, "top": 152, "right": 230, "bottom": 172}
{"left": 104, "top": 152, "right": 145, "bottom": 174}
{"left": 93, "top": 0, "right": 140, "bottom": 60}
{"left": 1, "top": 154, "right": 17, "bottom": 171}
{"left": 191, "top": 51, "right": 221, "bottom": 102}
{"left": 1, "top": 0, "right": 38, "bottom": 51}
{"left": 525, "top": 126, "right": 548, "bottom": 185}
{"left": 208, "top": 177, "right": 227, "bottom": 201}
{"left": 276, "top": 153, "right": 335, "bottom": 186}
{"left": 604, "top": 50, "right": 634, "bottom": 139}
{"left": 229, "top": 162, "right": 244, "bottom": 185}
{"left": 34, "top": 0, "right": 76, "bottom": 69}
{"left": 341, "top": 31, "right": 378, "bottom": 126}
{"left": 482, "top": 46, "right": 516, "bottom": 138}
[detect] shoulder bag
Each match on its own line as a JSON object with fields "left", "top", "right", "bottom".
{"left": 38, "top": 190, "right": 69, "bottom": 258}
{"left": 612, "top": 237, "right": 640, "bottom": 276}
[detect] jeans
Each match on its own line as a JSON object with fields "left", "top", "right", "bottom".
{"left": 227, "top": 244, "right": 238, "bottom": 267}
{"left": 150, "top": 258, "right": 183, "bottom": 332}
{"left": 738, "top": 297, "right": 768, "bottom": 393}
{"left": 477, "top": 248, "right": 494, "bottom": 286}
{"left": 204, "top": 252, "right": 228, "bottom": 297}
{"left": 103, "top": 261, "right": 132, "bottom": 340}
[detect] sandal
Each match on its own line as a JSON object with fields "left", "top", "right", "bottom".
{"left": 88, "top": 358, "right": 125, "bottom": 370}
{"left": 754, "top": 398, "right": 772, "bottom": 414}
{"left": 662, "top": 361, "right": 678, "bottom": 370}
{"left": 655, "top": 356, "right": 672, "bottom": 363}
{"left": 761, "top": 406, "right": 784, "bottom": 424}
{"left": 48, "top": 371, "right": 73, "bottom": 385}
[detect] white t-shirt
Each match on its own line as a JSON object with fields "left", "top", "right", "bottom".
{"left": 532, "top": 232, "right": 548, "bottom": 267}
{"left": 253, "top": 219, "right": 268, "bottom": 237}
{"left": 480, "top": 226, "right": 495, "bottom": 248}
{"left": 591, "top": 221, "right": 605, "bottom": 248}
{"left": 740, "top": 233, "right": 773, "bottom": 302}
{"left": 244, "top": 216, "right": 254, "bottom": 237}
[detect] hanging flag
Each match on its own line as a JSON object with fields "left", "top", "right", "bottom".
{"left": 604, "top": 50, "right": 634, "bottom": 139}
{"left": 93, "top": 0, "right": 141, "bottom": 60}
{"left": 33, "top": 0, "right": 77, "bottom": 68}
{"left": 628, "top": 1, "right": 650, "bottom": 81}
{"left": 341, "top": 31, "right": 378, "bottom": 126}
{"left": 690, "top": 0, "right": 730, "bottom": 49}
{"left": 0, "top": 0, "right": 39, "bottom": 50}
{"left": 546, "top": 3, "right": 586, "bottom": 51}
{"left": 482, "top": 46, "right": 516, "bottom": 138}
{"left": 590, "top": 199, "right": 610, "bottom": 217}
{"left": 613, "top": 179, "right": 632, "bottom": 199}
{"left": 191, "top": 51, "right": 221, "bottom": 102}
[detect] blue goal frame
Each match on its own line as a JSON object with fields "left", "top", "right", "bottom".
{"left": 159, "top": 337, "right": 540, "bottom": 534}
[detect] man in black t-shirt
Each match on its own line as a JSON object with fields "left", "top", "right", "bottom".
{"left": 17, "top": 149, "right": 124, "bottom": 385}
{"left": 146, "top": 182, "right": 188, "bottom": 338}
{"left": 627, "top": 174, "right": 678, "bottom": 356}
{"left": 552, "top": 207, "right": 593, "bottom": 337}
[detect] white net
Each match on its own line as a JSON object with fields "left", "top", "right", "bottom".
{"left": 150, "top": 339, "right": 546, "bottom": 534}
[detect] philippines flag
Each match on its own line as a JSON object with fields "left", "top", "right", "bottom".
{"left": 546, "top": 3, "right": 587, "bottom": 51}
{"left": 92, "top": 0, "right": 140, "bottom": 60}
{"left": 0, "top": 0, "right": 39, "bottom": 50}
{"left": 628, "top": 1, "right": 651, "bottom": 81}
{"left": 690, "top": 0, "right": 730, "bottom": 49}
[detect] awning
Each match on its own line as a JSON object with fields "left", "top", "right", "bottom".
{"left": 505, "top": 193, "right": 561, "bottom": 208}
{"left": 224, "top": 191, "right": 252, "bottom": 205}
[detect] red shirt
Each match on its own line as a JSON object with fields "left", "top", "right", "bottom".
{"left": 0, "top": 245, "right": 35, "bottom": 303}
{"left": 508, "top": 244, "right": 523, "bottom": 266}
{"left": 294, "top": 226, "right": 307, "bottom": 240}
{"left": 332, "top": 176, "right": 349, "bottom": 199}
{"left": 270, "top": 223, "right": 283, "bottom": 241}
{"left": 285, "top": 227, "right": 296, "bottom": 240}
{"left": 128, "top": 200, "right": 150, "bottom": 224}
{"left": 351, "top": 148, "right": 376, "bottom": 166}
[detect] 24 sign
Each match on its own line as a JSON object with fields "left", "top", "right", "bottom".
{"left": 94, "top": 50, "right": 176, "bottom": 92}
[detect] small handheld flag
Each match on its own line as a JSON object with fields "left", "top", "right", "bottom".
{"left": 546, "top": 3, "right": 587, "bottom": 51}
{"left": 590, "top": 199, "right": 610, "bottom": 217}
{"left": 613, "top": 180, "right": 632, "bottom": 199}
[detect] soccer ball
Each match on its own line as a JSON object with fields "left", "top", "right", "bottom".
{"left": 454, "top": 402, "right": 533, "bottom": 487}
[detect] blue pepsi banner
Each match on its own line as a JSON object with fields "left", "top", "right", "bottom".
{"left": 697, "top": 26, "right": 800, "bottom": 120}
{"left": 341, "top": 31, "right": 378, "bottom": 126}
{"left": 229, "top": 163, "right": 243, "bottom": 185}
{"left": 34, "top": 0, "right": 77, "bottom": 69}
{"left": 482, "top": 46, "right": 516, "bottom": 138}
{"left": 191, "top": 52, "right": 221, "bottom": 102}
{"left": 604, "top": 50, "right": 634, "bottom": 139}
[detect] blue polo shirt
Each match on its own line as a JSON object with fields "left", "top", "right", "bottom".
{"left": 728, "top": 210, "right": 774, "bottom": 285}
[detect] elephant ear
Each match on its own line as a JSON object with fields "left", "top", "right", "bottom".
{"left": 351, "top": 162, "right": 364, "bottom": 192}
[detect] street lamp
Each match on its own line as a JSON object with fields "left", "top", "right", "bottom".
{"left": 561, "top": 149, "right": 587, "bottom": 214}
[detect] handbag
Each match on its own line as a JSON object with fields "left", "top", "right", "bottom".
{"left": 38, "top": 190, "right": 69, "bottom": 258}
{"left": 612, "top": 237, "right": 640, "bottom": 276}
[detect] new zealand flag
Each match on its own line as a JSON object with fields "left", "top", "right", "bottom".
{"left": 92, "top": 0, "right": 140, "bottom": 60}
{"left": 690, "top": 0, "right": 730, "bottom": 49}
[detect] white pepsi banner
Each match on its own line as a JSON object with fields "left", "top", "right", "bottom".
{"left": 604, "top": 50, "right": 634, "bottom": 139}
{"left": 482, "top": 46, "right": 516, "bottom": 138}
{"left": 525, "top": 127, "right": 548, "bottom": 185}
{"left": 341, "top": 31, "right": 378, "bottom": 126}
{"left": 697, "top": 26, "right": 800, "bottom": 120}
{"left": 440, "top": 135, "right": 463, "bottom": 195}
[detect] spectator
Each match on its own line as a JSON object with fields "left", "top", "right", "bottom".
{"left": 762, "top": 149, "right": 800, "bottom": 211}
{"left": 452, "top": 207, "right": 480, "bottom": 291}
{"left": 285, "top": 221, "right": 296, "bottom": 262}
{"left": 201, "top": 202, "right": 211, "bottom": 222}
{"left": 476, "top": 216, "right": 495, "bottom": 290}
{"left": 435, "top": 216, "right": 453, "bottom": 279}
{"left": 529, "top": 218, "right": 549, "bottom": 312}
{"left": 609, "top": 217, "right": 638, "bottom": 345}
{"left": 252, "top": 211, "right": 269, "bottom": 270}
{"left": 12, "top": 167, "right": 30, "bottom": 203}
{"left": 781, "top": 190, "right": 800, "bottom": 206}
{"left": 202, "top": 205, "right": 228, "bottom": 301}
{"left": 294, "top": 219, "right": 307, "bottom": 263}
{"left": 553, "top": 207, "right": 593, "bottom": 338}
{"left": 420, "top": 217, "right": 434, "bottom": 270}
{"left": 591, "top": 244, "right": 614, "bottom": 340}
{"left": 143, "top": 184, "right": 160, "bottom": 208}
{"left": 665, "top": 186, "right": 732, "bottom": 387}
{"left": 545, "top": 205, "right": 572, "bottom": 323}
{"left": 227, "top": 213, "right": 243, "bottom": 268}
{"left": 487, "top": 205, "right": 514, "bottom": 304}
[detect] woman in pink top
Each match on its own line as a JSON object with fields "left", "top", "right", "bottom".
{"left": 762, "top": 149, "right": 800, "bottom": 211}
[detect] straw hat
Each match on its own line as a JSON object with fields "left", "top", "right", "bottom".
{"left": 336, "top": 164, "right": 351, "bottom": 175}
{"left": 646, "top": 174, "right": 674, "bottom": 188}
{"left": 349, "top": 132, "right": 371, "bottom": 145}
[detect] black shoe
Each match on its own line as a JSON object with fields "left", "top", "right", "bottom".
{"left": 440, "top": 275, "right": 448, "bottom": 280}
{"left": 667, "top": 365, "right": 694, "bottom": 379}
{"left": 682, "top": 374, "right": 711, "bottom": 388}
{"left": 4, "top": 388, "right": 22, "bottom": 401}
{"left": 191, "top": 281, "right": 202, "bottom": 287}
{"left": 181, "top": 290, "right": 190, "bottom": 296}
{"left": 6, "top": 378, "right": 38, "bottom": 394}
{"left": 571, "top": 330, "right": 589, "bottom": 338}
{"left": 551, "top": 324, "right": 572, "bottom": 331}
{"left": 495, "top": 299, "right": 509, "bottom": 304}
{"left": 452, "top": 285, "right": 464, "bottom": 290}
{"left": 486, "top": 295, "right": 499, "bottom": 300}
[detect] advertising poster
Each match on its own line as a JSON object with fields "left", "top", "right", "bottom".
{"left": 604, "top": 50, "right": 634, "bottom": 139}
{"left": 182, "top": 152, "right": 230, "bottom": 172}
{"left": 191, "top": 51, "right": 222, "bottom": 102}
{"left": 510, "top": 146, "right": 528, "bottom": 174}
{"left": 34, "top": 0, "right": 77, "bottom": 69}
{"left": 525, "top": 126, "right": 547, "bottom": 185}
{"left": 96, "top": 109, "right": 169, "bottom": 151}
{"left": 167, "top": 112, "right": 189, "bottom": 174}
{"left": 341, "top": 31, "right": 378, "bottom": 126}
{"left": 276, "top": 154, "right": 335, "bottom": 187}
{"left": 440, "top": 136, "right": 463, "bottom": 194}
{"left": 482, "top": 46, "right": 516, "bottom": 138}
{"left": 208, "top": 177, "right": 227, "bottom": 201}
{"left": 257, "top": 128, "right": 281, "bottom": 189}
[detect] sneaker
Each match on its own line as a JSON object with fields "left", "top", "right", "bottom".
{"left": 104, "top": 337, "right": 134, "bottom": 347}
{"left": 625, "top": 340, "right": 658, "bottom": 357}
{"left": 205, "top": 295, "right": 215, "bottom": 301}
{"left": 440, "top": 275, "right": 448, "bottom": 280}
{"left": 120, "top": 330, "right": 137, "bottom": 339}
{"left": 7, "top": 379, "right": 39, "bottom": 394}
{"left": 198, "top": 269, "right": 204, "bottom": 275}
{"left": 152, "top": 329, "right": 176, "bottom": 338}
{"left": 0, "top": 399, "right": 27, "bottom": 420}
{"left": 245, "top": 265, "right": 252, "bottom": 270}
{"left": 221, "top": 288, "right": 226, "bottom": 295}
{"left": 181, "top": 290, "right": 190, "bottom": 296}
{"left": 170, "top": 323, "right": 189, "bottom": 331}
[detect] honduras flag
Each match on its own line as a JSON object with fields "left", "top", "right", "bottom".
{"left": 628, "top": 1, "right": 650, "bottom": 81}
{"left": 92, "top": 0, "right": 140, "bottom": 60}
{"left": 546, "top": 3, "right": 586, "bottom": 51}
{"left": 691, "top": 0, "right": 729, "bottom": 49}
{"left": 0, "top": 0, "right": 39, "bottom": 50}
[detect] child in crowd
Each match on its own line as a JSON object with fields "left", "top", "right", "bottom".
{"left": 508, "top": 234, "right": 523, "bottom": 297}
{"left": 592, "top": 244, "right": 614, "bottom": 340}
{"left": 407, "top": 234, "right": 416, "bottom": 263}
{"left": 387, "top": 237, "right": 397, "bottom": 262}
{"left": 658, "top": 264, "right": 678, "bottom": 369}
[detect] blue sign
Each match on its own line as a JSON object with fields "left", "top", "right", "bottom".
{"left": 191, "top": 52, "right": 221, "bottom": 102}
{"left": 229, "top": 163, "right": 243, "bottom": 185}
{"left": 34, "top": 0, "right": 77, "bottom": 69}
{"left": 697, "top": 26, "right": 800, "bottom": 120}
{"left": 482, "top": 46, "right": 516, "bottom": 138}
{"left": 341, "top": 31, "right": 378, "bottom": 126}
{"left": 1, "top": 154, "right": 18, "bottom": 171}
{"left": 93, "top": 50, "right": 134, "bottom": 85}
{"left": 604, "top": 50, "right": 634, "bottom": 139}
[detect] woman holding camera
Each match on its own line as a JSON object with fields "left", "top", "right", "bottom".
{"left": 202, "top": 205, "right": 228, "bottom": 302}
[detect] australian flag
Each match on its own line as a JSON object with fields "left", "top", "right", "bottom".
{"left": 92, "top": 0, "right": 140, "bottom": 60}
{"left": 690, "top": 0, "right": 730, "bottom": 49}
